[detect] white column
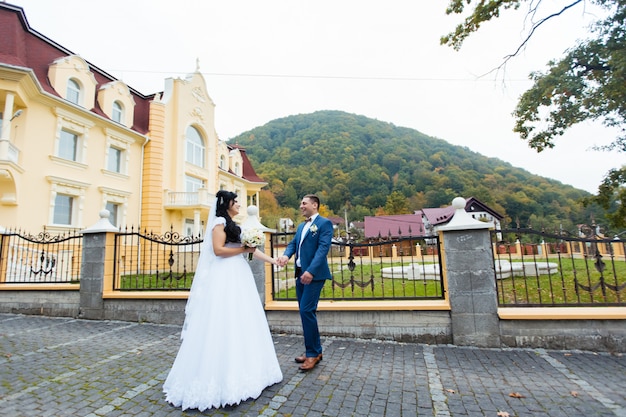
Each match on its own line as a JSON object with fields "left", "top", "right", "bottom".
{"left": 0, "top": 93, "right": 16, "bottom": 159}
{"left": 1, "top": 93, "right": 15, "bottom": 141}
{"left": 194, "top": 210, "right": 201, "bottom": 236}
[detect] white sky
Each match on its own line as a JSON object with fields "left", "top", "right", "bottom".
{"left": 10, "top": 0, "right": 623, "bottom": 193}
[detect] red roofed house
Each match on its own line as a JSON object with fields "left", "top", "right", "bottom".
{"left": 419, "top": 197, "right": 503, "bottom": 234}
{"left": 364, "top": 197, "right": 503, "bottom": 241}
{"left": 364, "top": 214, "right": 425, "bottom": 239}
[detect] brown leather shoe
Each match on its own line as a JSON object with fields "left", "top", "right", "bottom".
{"left": 295, "top": 354, "right": 322, "bottom": 363}
{"left": 299, "top": 354, "right": 322, "bottom": 371}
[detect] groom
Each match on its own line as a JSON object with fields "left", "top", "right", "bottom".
{"left": 278, "top": 194, "right": 333, "bottom": 371}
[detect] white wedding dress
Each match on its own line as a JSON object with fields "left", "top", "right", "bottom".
{"left": 163, "top": 216, "right": 283, "bottom": 411}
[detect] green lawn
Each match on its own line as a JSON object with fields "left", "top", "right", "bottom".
{"left": 273, "top": 261, "right": 444, "bottom": 300}
{"left": 118, "top": 271, "right": 194, "bottom": 290}
{"left": 117, "top": 257, "right": 625, "bottom": 305}
{"left": 496, "top": 257, "right": 626, "bottom": 306}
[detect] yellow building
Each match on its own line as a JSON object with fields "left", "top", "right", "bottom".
{"left": 0, "top": 3, "right": 266, "bottom": 236}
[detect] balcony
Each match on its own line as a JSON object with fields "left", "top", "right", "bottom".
{"left": 0, "top": 141, "right": 19, "bottom": 164}
{"left": 163, "top": 190, "right": 214, "bottom": 210}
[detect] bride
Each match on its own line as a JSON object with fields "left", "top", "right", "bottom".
{"left": 163, "top": 190, "right": 283, "bottom": 411}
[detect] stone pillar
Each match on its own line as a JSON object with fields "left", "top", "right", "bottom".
{"left": 439, "top": 197, "right": 501, "bottom": 348}
{"left": 78, "top": 210, "right": 118, "bottom": 320}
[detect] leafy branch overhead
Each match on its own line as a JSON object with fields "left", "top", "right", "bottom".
{"left": 441, "top": 0, "right": 626, "bottom": 228}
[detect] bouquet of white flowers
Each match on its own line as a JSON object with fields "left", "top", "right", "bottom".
{"left": 241, "top": 228, "right": 265, "bottom": 260}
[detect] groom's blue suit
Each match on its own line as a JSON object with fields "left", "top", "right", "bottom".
{"left": 283, "top": 215, "right": 333, "bottom": 358}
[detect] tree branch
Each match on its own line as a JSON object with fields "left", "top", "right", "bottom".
{"left": 501, "top": 1, "right": 584, "bottom": 66}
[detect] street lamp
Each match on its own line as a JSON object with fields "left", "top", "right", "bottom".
{"left": 10, "top": 109, "right": 22, "bottom": 121}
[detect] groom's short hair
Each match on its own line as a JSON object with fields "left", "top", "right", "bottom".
{"left": 303, "top": 194, "right": 320, "bottom": 208}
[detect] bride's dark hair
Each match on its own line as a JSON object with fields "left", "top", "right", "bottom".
{"left": 215, "top": 190, "right": 241, "bottom": 243}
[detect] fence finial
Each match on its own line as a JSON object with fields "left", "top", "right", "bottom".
{"left": 439, "top": 197, "right": 493, "bottom": 231}
{"left": 82, "top": 210, "right": 118, "bottom": 234}
{"left": 241, "top": 205, "right": 275, "bottom": 232}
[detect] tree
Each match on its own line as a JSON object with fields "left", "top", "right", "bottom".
{"left": 233, "top": 110, "right": 598, "bottom": 227}
{"left": 259, "top": 190, "right": 280, "bottom": 228}
{"left": 441, "top": 0, "right": 626, "bottom": 228}
{"left": 384, "top": 191, "right": 410, "bottom": 214}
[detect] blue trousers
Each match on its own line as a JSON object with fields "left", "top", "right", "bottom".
{"left": 295, "top": 277, "right": 325, "bottom": 357}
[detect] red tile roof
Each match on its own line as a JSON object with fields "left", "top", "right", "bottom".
{"left": 420, "top": 206, "right": 455, "bottom": 225}
{"left": 364, "top": 197, "right": 504, "bottom": 238}
{"left": 327, "top": 216, "right": 345, "bottom": 226}
{"left": 420, "top": 197, "right": 503, "bottom": 226}
{"left": 229, "top": 144, "right": 265, "bottom": 183}
{"left": 364, "top": 214, "right": 425, "bottom": 238}
{"left": 0, "top": 3, "right": 152, "bottom": 133}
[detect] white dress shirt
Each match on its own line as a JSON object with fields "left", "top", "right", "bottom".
{"left": 296, "top": 213, "right": 318, "bottom": 267}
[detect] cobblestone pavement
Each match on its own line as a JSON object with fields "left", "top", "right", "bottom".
{"left": 1, "top": 313, "right": 624, "bottom": 417}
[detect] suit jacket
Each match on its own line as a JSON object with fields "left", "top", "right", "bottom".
{"left": 284, "top": 215, "right": 333, "bottom": 281}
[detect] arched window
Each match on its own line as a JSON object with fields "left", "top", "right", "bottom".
{"left": 66, "top": 79, "right": 81, "bottom": 105}
{"left": 112, "top": 101, "right": 124, "bottom": 123}
{"left": 235, "top": 162, "right": 240, "bottom": 176}
{"left": 185, "top": 126, "right": 205, "bottom": 168}
{"left": 219, "top": 154, "right": 226, "bottom": 169}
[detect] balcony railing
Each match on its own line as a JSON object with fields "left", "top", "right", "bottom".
{"left": 164, "top": 190, "right": 214, "bottom": 208}
{"left": 7, "top": 142, "right": 19, "bottom": 164}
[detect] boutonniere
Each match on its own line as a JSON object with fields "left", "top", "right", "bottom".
{"left": 310, "top": 224, "right": 318, "bottom": 234}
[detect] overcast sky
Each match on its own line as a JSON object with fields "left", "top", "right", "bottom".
{"left": 10, "top": 0, "right": 623, "bottom": 193}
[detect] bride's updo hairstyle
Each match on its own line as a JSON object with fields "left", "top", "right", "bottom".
{"left": 215, "top": 190, "right": 241, "bottom": 243}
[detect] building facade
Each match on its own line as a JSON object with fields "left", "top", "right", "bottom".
{"left": 0, "top": 3, "right": 265, "bottom": 236}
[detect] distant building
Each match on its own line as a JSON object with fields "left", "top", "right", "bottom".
{"left": 0, "top": 3, "right": 266, "bottom": 235}
{"left": 364, "top": 214, "right": 425, "bottom": 239}
{"left": 419, "top": 197, "right": 502, "bottom": 234}
{"left": 278, "top": 218, "right": 294, "bottom": 232}
{"left": 364, "top": 197, "right": 503, "bottom": 239}
{"left": 327, "top": 216, "right": 345, "bottom": 230}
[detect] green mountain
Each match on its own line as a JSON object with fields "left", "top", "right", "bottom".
{"left": 231, "top": 110, "right": 598, "bottom": 229}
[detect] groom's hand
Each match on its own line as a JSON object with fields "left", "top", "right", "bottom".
{"left": 300, "top": 271, "right": 313, "bottom": 285}
{"left": 277, "top": 255, "right": 288, "bottom": 267}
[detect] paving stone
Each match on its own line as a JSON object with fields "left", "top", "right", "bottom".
{"left": 1, "top": 313, "right": 625, "bottom": 417}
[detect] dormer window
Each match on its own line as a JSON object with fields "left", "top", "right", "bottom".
{"left": 49, "top": 56, "right": 97, "bottom": 110}
{"left": 96, "top": 81, "right": 134, "bottom": 127}
{"left": 66, "top": 79, "right": 81, "bottom": 105}
{"left": 228, "top": 148, "right": 243, "bottom": 177}
{"left": 112, "top": 101, "right": 123, "bottom": 123}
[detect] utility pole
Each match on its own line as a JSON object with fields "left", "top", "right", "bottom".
{"left": 344, "top": 207, "right": 349, "bottom": 240}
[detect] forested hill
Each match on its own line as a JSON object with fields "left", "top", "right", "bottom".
{"left": 230, "top": 110, "right": 596, "bottom": 228}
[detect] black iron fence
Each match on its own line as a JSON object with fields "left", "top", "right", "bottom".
{"left": 491, "top": 228, "right": 626, "bottom": 307}
{"left": 113, "top": 226, "right": 203, "bottom": 291}
{"left": 4, "top": 224, "right": 624, "bottom": 308}
{"left": 0, "top": 229, "right": 82, "bottom": 284}
{"left": 270, "top": 232, "right": 444, "bottom": 301}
